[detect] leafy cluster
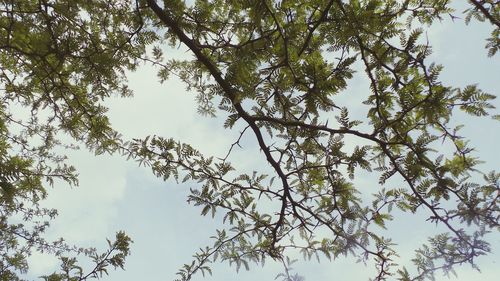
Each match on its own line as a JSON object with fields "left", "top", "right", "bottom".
{"left": 131, "top": 0, "right": 499, "bottom": 280}
{"left": 465, "top": 0, "right": 500, "bottom": 57}
{"left": 130, "top": 0, "right": 499, "bottom": 280}
{"left": 0, "top": 0, "right": 139, "bottom": 279}
{"left": 0, "top": 0, "right": 498, "bottom": 281}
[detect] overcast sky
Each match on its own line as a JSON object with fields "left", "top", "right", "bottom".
{"left": 26, "top": 3, "right": 499, "bottom": 281}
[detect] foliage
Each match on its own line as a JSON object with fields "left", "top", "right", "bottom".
{"left": 0, "top": 0, "right": 136, "bottom": 279}
{"left": 465, "top": 0, "right": 500, "bottom": 56}
{"left": 0, "top": 0, "right": 499, "bottom": 280}
{"left": 0, "top": 101, "right": 132, "bottom": 280}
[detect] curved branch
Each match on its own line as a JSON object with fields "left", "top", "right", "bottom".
{"left": 145, "top": 0, "right": 295, "bottom": 251}
{"left": 469, "top": 0, "right": 500, "bottom": 28}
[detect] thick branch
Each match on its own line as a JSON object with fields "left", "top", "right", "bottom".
{"left": 469, "top": 0, "right": 500, "bottom": 28}
{"left": 146, "top": 0, "right": 293, "bottom": 250}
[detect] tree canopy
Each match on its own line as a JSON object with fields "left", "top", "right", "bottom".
{"left": 0, "top": 0, "right": 499, "bottom": 280}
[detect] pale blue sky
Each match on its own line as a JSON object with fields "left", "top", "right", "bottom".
{"left": 27, "top": 3, "right": 499, "bottom": 281}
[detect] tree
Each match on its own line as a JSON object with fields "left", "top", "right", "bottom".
{"left": 0, "top": 0, "right": 499, "bottom": 280}
{"left": 0, "top": 0, "right": 135, "bottom": 279}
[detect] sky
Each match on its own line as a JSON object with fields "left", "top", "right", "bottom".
{"left": 25, "top": 3, "right": 499, "bottom": 281}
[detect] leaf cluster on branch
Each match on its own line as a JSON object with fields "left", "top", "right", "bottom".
{"left": 0, "top": 0, "right": 498, "bottom": 280}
